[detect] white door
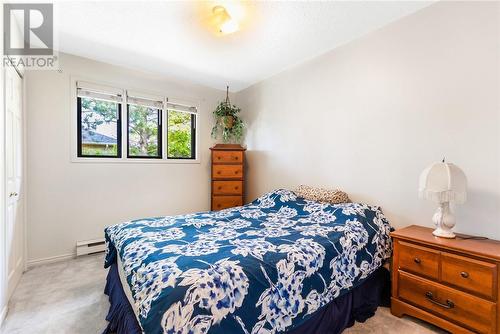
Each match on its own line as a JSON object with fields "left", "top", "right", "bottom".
{"left": 5, "top": 66, "right": 24, "bottom": 299}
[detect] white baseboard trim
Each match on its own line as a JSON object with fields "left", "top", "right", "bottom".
{"left": 0, "top": 305, "right": 7, "bottom": 327}
{"left": 26, "top": 253, "right": 75, "bottom": 268}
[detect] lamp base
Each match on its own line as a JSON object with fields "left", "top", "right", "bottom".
{"left": 432, "top": 228, "right": 456, "bottom": 239}
{"left": 432, "top": 202, "right": 456, "bottom": 239}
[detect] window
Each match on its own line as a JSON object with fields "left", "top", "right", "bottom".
{"left": 127, "top": 96, "right": 163, "bottom": 158}
{"left": 167, "top": 102, "right": 196, "bottom": 159}
{"left": 77, "top": 88, "right": 122, "bottom": 158}
{"left": 74, "top": 81, "right": 198, "bottom": 162}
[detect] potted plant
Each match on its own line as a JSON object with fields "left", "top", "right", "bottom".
{"left": 211, "top": 86, "right": 244, "bottom": 143}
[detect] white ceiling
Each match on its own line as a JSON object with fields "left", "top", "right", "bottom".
{"left": 55, "top": 1, "right": 433, "bottom": 92}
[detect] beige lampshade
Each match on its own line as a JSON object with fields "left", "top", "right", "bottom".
{"left": 419, "top": 162, "right": 467, "bottom": 204}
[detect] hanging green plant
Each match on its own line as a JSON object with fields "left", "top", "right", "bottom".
{"left": 211, "top": 86, "right": 245, "bottom": 143}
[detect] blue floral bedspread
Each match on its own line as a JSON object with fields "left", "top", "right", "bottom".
{"left": 104, "top": 189, "right": 392, "bottom": 334}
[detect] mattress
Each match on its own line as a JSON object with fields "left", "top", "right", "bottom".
{"left": 104, "top": 189, "right": 392, "bottom": 334}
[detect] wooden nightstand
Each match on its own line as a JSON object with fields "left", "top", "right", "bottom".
{"left": 391, "top": 225, "right": 500, "bottom": 334}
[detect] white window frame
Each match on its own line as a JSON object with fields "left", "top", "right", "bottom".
{"left": 70, "top": 76, "right": 200, "bottom": 164}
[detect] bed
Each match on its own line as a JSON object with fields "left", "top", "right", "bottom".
{"left": 103, "top": 189, "right": 393, "bottom": 334}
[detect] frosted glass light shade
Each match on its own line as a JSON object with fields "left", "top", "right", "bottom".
{"left": 419, "top": 162, "right": 467, "bottom": 204}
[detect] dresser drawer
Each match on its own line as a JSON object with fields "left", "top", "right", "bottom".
{"left": 441, "top": 253, "right": 497, "bottom": 300}
{"left": 213, "top": 181, "right": 243, "bottom": 195}
{"left": 212, "top": 165, "right": 243, "bottom": 180}
{"left": 398, "top": 271, "right": 496, "bottom": 333}
{"left": 212, "top": 196, "right": 243, "bottom": 210}
{"left": 212, "top": 151, "right": 243, "bottom": 164}
{"left": 398, "top": 241, "right": 440, "bottom": 281}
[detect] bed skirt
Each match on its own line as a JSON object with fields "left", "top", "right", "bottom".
{"left": 102, "top": 263, "right": 390, "bottom": 334}
{"left": 102, "top": 262, "right": 142, "bottom": 334}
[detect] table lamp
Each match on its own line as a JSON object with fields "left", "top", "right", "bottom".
{"left": 418, "top": 160, "right": 467, "bottom": 238}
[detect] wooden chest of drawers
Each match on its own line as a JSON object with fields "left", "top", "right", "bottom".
{"left": 391, "top": 225, "right": 500, "bottom": 333}
{"left": 210, "top": 144, "right": 246, "bottom": 210}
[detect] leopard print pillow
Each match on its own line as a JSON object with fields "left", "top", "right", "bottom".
{"left": 293, "top": 185, "right": 350, "bottom": 204}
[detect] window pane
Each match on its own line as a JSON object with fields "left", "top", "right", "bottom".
{"left": 128, "top": 105, "right": 161, "bottom": 158}
{"left": 167, "top": 110, "right": 194, "bottom": 159}
{"left": 79, "top": 97, "right": 120, "bottom": 157}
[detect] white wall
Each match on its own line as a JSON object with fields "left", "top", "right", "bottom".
{"left": 25, "top": 53, "right": 224, "bottom": 264}
{"left": 236, "top": 1, "right": 500, "bottom": 239}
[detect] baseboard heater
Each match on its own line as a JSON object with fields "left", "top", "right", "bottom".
{"left": 76, "top": 238, "right": 106, "bottom": 256}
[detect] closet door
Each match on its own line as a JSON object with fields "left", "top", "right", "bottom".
{"left": 5, "top": 66, "right": 24, "bottom": 299}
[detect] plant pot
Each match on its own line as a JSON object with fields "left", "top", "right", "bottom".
{"left": 222, "top": 115, "right": 234, "bottom": 129}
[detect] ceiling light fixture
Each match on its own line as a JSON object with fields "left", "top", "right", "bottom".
{"left": 213, "top": 5, "right": 239, "bottom": 35}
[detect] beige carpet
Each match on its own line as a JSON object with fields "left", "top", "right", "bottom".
{"left": 0, "top": 254, "right": 446, "bottom": 334}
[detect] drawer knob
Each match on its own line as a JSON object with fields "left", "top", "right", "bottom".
{"left": 425, "top": 291, "right": 455, "bottom": 309}
{"left": 414, "top": 258, "right": 421, "bottom": 264}
{"left": 460, "top": 271, "right": 469, "bottom": 278}
{"left": 235, "top": 171, "right": 239, "bottom": 174}
{"left": 218, "top": 186, "right": 222, "bottom": 190}
{"left": 235, "top": 186, "right": 239, "bottom": 190}
{"left": 217, "top": 171, "right": 221, "bottom": 174}
{"left": 217, "top": 157, "right": 221, "bottom": 160}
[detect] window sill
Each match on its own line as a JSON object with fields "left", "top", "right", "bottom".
{"left": 70, "top": 157, "right": 200, "bottom": 164}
